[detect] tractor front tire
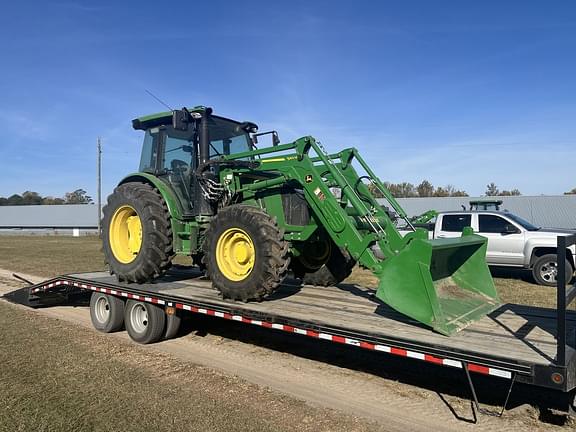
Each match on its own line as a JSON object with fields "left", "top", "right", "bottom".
{"left": 204, "top": 205, "right": 290, "bottom": 301}
{"left": 300, "top": 246, "right": 356, "bottom": 287}
{"left": 102, "top": 182, "right": 174, "bottom": 283}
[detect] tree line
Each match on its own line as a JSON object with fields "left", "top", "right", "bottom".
{"left": 369, "top": 180, "right": 522, "bottom": 198}
{"left": 1, "top": 181, "right": 529, "bottom": 203}
{"left": 0, "top": 189, "right": 93, "bottom": 206}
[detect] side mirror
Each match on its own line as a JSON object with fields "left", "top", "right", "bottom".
{"left": 172, "top": 109, "right": 190, "bottom": 131}
{"left": 502, "top": 224, "right": 519, "bottom": 235}
{"left": 272, "top": 131, "right": 280, "bottom": 146}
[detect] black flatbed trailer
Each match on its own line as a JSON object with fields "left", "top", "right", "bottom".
{"left": 13, "top": 261, "right": 575, "bottom": 413}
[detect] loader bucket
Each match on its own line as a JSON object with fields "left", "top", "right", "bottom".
{"left": 375, "top": 234, "right": 500, "bottom": 336}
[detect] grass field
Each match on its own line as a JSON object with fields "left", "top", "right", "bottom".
{"left": 0, "top": 235, "right": 570, "bottom": 431}
{"left": 0, "top": 235, "right": 559, "bottom": 308}
{"left": 0, "top": 301, "right": 379, "bottom": 432}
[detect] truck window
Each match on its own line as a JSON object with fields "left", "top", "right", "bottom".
{"left": 479, "top": 215, "right": 509, "bottom": 233}
{"left": 440, "top": 214, "right": 471, "bottom": 232}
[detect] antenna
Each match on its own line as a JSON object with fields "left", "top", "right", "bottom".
{"left": 145, "top": 89, "right": 173, "bottom": 111}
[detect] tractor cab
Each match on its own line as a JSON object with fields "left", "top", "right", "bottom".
{"left": 133, "top": 107, "right": 254, "bottom": 215}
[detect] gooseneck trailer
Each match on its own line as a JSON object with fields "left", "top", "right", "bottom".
{"left": 7, "top": 234, "right": 575, "bottom": 417}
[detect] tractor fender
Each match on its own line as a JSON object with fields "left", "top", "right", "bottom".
{"left": 119, "top": 173, "right": 184, "bottom": 221}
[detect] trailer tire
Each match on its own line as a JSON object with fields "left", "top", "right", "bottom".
{"left": 204, "top": 205, "right": 290, "bottom": 301}
{"left": 532, "top": 254, "right": 573, "bottom": 287}
{"left": 90, "top": 292, "right": 125, "bottom": 333}
{"left": 102, "top": 182, "right": 174, "bottom": 283}
{"left": 124, "top": 300, "right": 166, "bottom": 344}
{"left": 301, "top": 246, "right": 356, "bottom": 287}
{"left": 163, "top": 310, "right": 181, "bottom": 340}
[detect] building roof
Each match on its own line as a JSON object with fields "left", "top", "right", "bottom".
{"left": 389, "top": 195, "right": 576, "bottom": 230}
{"left": 0, "top": 204, "right": 99, "bottom": 228}
{"left": 1, "top": 195, "right": 575, "bottom": 231}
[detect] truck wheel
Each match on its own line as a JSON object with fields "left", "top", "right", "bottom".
{"left": 532, "top": 254, "right": 574, "bottom": 286}
{"left": 102, "top": 182, "right": 174, "bottom": 283}
{"left": 204, "top": 205, "right": 290, "bottom": 301}
{"left": 124, "top": 300, "right": 166, "bottom": 344}
{"left": 90, "top": 292, "right": 124, "bottom": 333}
{"left": 301, "top": 246, "right": 356, "bottom": 287}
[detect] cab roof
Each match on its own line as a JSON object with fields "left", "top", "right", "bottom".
{"left": 132, "top": 106, "right": 208, "bottom": 130}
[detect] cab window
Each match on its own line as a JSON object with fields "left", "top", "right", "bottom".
{"left": 441, "top": 214, "right": 471, "bottom": 232}
{"left": 479, "top": 215, "right": 511, "bottom": 233}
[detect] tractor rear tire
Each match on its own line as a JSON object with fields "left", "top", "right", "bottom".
{"left": 102, "top": 182, "right": 174, "bottom": 283}
{"left": 300, "top": 246, "right": 356, "bottom": 287}
{"left": 204, "top": 205, "right": 290, "bottom": 301}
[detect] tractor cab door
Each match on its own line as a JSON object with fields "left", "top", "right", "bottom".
{"left": 160, "top": 127, "right": 197, "bottom": 214}
{"left": 139, "top": 125, "right": 198, "bottom": 216}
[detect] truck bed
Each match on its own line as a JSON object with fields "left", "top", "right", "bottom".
{"left": 26, "top": 268, "right": 576, "bottom": 390}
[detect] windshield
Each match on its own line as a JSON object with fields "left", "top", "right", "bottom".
{"left": 506, "top": 213, "right": 540, "bottom": 231}
{"left": 208, "top": 116, "right": 251, "bottom": 158}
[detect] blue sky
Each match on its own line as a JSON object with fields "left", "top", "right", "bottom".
{"left": 0, "top": 1, "right": 575, "bottom": 199}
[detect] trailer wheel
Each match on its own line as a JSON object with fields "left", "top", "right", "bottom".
{"left": 102, "top": 182, "right": 174, "bottom": 283}
{"left": 204, "top": 205, "right": 290, "bottom": 301}
{"left": 90, "top": 292, "right": 124, "bottom": 333}
{"left": 124, "top": 300, "right": 166, "bottom": 344}
{"left": 532, "top": 254, "right": 573, "bottom": 286}
{"left": 163, "top": 310, "right": 181, "bottom": 340}
{"left": 300, "top": 245, "right": 356, "bottom": 287}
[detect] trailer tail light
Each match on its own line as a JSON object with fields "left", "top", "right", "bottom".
{"left": 551, "top": 372, "right": 564, "bottom": 385}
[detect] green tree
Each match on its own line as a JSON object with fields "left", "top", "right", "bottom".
{"left": 564, "top": 188, "right": 576, "bottom": 195}
{"left": 433, "top": 187, "right": 450, "bottom": 197}
{"left": 367, "top": 183, "right": 384, "bottom": 198}
{"left": 485, "top": 182, "right": 499, "bottom": 196}
{"left": 64, "top": 189, "right": 93, "bottom": 204}
{"left": 42, "top": 196, "right": 65, "bottom": 205}
{"left": 451, "top": 189, "right": 469, "bottom": 197}
{"left": 416, "top": 180, "right": 434, "bottom": 197}
{"left": 396, "top": 182, "right": 416, "bottom": 198}
{"left": 6, "top": 194, "right": 24, "bottom": 205}
{"left": 21, "top": 191, "right": 43, "bottom": 205}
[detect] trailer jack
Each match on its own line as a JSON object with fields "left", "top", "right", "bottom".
{"left": 463, "top": 363, "right": 516, "bottom": 423}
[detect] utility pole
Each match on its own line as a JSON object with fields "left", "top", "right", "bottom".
{"left": 97, "top": 137, "right": 102, "bottom": 236}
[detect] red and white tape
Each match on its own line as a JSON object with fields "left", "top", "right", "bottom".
{"left": 33, "top": 280, "right": 512, "bottom": 379}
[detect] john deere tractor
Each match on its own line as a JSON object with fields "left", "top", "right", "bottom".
{"left": 102, "top": 106, "right": 500, "bottom": 335}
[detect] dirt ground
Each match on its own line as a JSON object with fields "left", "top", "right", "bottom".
{"left": 0, "top": 235, "right": 574, "bottom": 431}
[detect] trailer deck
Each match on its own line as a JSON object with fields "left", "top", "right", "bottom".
{"left": 23, "top": 267, "right": 576, "bottom": 393}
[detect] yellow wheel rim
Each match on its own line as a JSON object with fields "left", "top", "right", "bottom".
{"left": 216, "top": 228, "right": 255, "bottom": 281}
{"left": 109, "top": 205, "right": 142, "bottom": 264}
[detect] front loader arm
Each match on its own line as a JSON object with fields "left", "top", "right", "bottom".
{"left": 223, "top": 136, "right": 500, "bottom": 336}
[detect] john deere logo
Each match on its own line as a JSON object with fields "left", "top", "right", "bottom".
{"left": 305, "top": 175, "right": 313, "bottom": 183}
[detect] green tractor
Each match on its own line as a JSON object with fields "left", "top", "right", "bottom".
{"left": 102, "top": 106, "right": 500, "bottom": 335}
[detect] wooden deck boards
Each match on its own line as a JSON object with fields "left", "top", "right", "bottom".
{"left": 72, "top": 271, "right": 575, "bottom": 367}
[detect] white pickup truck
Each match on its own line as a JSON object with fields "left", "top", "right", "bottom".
{"left": 408, "top": 211, "right": 575, "bottom": 286}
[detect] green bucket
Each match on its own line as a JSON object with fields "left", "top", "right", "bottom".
{"left": 375, "top": 232, "right": 500, "bottom": 336}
